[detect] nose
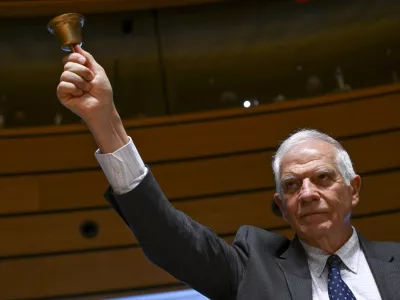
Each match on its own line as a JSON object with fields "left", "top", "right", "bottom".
{"left": 299, "top": 178, "right": 319, "bottom": 203}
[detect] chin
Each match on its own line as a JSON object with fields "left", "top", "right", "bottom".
{"left": 299, "top": 220, "right": 333, "bottom": 238}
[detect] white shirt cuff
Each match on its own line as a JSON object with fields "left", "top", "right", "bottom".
{"left": 94, "top": 136, "right": 148, "bottom": 195}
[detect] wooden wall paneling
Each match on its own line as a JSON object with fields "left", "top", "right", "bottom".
{"left": 117, "top": 83, "right": 400, "bottom": 128}
{"left": 0, "top": 246, "right": 178, "bottom": 300}
{"left": 355, "top": 171, "right": 400, "bottom": 214}
{"left": 1, "top": 170, "right": 399, "bottom": 258}
{"left": 0, "top": 170, "right": 110, "bottom": 215}
{"left": 0, "top": 176, "right": 40, "bottom": 214}
{"left": 0, "top": 209, "right": 132, "bottom": 258}
{"left": 0, "top": 128, "right": 399, "bottom": 215}
{"left": 0, "top": 213, "right": 396, "bottom": 299}
{"left": 131, "top": 93, "right": 400, "bottom": 162}
{"left": 341, "top": 130, "right": 400, "bottom": 172}
{"left": 133, "top": 94, "right": 400, "bottom": 164}
{"left": 0, "top": 133, "right": 99, "bottom": 175}
{"left": 0, "top": 90, "right": 398, "bottom": 175}
{"left": 353, "top": 213, "right": 400, "bottom": 241}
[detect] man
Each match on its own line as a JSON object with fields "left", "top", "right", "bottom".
{"left": 57, "top": 46, "right": 400, "bottom": 300}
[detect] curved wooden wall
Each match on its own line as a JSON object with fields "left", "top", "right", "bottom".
{"left": 0, "top": 83, "right": 399, "bottom": 299}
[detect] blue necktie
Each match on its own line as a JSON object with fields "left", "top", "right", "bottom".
{"left": 327, "top": 255, "right": 356, "bottom": 300}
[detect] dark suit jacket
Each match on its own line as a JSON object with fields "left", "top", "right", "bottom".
{"left": 105, "top": 169, "right": 400, "bottom": 300}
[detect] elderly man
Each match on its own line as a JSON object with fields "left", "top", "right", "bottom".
{"left": 57, "top": 46, "right": 399, "bottom": 300}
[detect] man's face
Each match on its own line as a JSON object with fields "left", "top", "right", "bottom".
{"left": 274, "top": 140, "right": 361, "bottom": 241}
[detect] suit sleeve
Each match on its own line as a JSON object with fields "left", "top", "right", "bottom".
{"left": 104, "top": 168, "right": 249, "bottom": 299}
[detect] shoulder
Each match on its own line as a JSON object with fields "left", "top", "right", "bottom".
{"left": 232, "top": 225, "right": 292, "bottom": 257}
{"left": 365, "top": 240, "right": 400, "bottom": 253}
{"left": 358, "top": 231, "right": 400, "bottom": 259}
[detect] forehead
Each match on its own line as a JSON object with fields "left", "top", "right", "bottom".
{"left": 280, "top": 140, "right": 337, "bottom": 176}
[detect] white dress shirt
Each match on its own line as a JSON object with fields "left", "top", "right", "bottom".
{"left": 95, "top": 137, "right": 148, "bottom": 195}
{"left": 300, "top": 228, "right": 382, "bottom": 300}
{"left": 94, "top": 137, "right": 383, "bottom": 299}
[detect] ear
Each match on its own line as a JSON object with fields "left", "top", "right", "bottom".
{"left": 349, "top": 175, "right": 361, "bottom": 207}
{"left": 274, "top": 192, "right": 289, "bottom": 222}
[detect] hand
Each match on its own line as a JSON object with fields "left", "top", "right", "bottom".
{"left": 57, "top": 45, "right": 128, "bottom": 153}
{"left": 57, "top": 45, "right": 115, "bottom": 124}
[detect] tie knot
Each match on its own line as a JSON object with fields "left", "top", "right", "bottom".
{"left": 327, "top": 254, "right": 342, "bottom": 268}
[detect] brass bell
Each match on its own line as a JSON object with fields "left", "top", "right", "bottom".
{"left": 47, "top": 13, "right": 85, "bottom": 52}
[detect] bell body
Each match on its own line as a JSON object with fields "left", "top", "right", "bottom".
{"left": 48, "top": 13, "right": 85, "bottom": 52}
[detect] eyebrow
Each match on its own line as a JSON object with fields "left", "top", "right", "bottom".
{"left": 280, "top": 167, "right": 336, "bottom": 182}
{"left": 280, "top": 175, "right": 299, "bottom": 183}
{"left": 314, "top": 167, "right": 337, "bottom": 175}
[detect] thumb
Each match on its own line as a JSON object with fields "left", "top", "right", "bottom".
{"left": 73, "top": 45, "right": 104, "bottom": 74}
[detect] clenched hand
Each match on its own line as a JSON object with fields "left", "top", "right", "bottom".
{"left": 57, "top": 45, "right": 115, "bottom": 124}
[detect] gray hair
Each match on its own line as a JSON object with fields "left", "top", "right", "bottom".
{"left": 272, "top": 129, "right": 356, "bottom": 195}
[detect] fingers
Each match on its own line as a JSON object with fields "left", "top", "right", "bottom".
{"left": 74, "top": 45, "right": 104, "bottom": 74}
{"left": 57, "top": 81, "right": 84, "bottom": 100}
{"left": 62, "top": 45, "right": 104, "bottom": 77}
{"left": 61, "top": 52, "right": 94, "bottom": 96}
{"left": 62, "top": 50, "right": 95, "bottom": 83}
{"left": 64, "top": 62, "right": 95, "bottom": 82}
{"left": 62, "top": 52, "right": 86, "bottom": 66}
{"left": 60, "top": 71, "right": 91, "bottom": 92}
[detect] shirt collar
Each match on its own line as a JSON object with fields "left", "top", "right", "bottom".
{"left": 299, "top": 227, "right": 360, "bottom": 277}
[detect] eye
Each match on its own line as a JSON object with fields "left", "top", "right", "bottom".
{"left": 315, "top": 171, "right": 334, "bottom": 186}
{"left": 318, "top": 173, "right": 329, "bottom": 180}
{"left": 283, "top": 180, "right": 299, "bottom": 191}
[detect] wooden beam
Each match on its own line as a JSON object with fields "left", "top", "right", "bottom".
{"left": 0, "top": 0, "right": 228, "bottom": 18}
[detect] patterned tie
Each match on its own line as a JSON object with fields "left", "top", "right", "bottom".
{"left": 327, "top": 255, "right": 356, "bottom": 300}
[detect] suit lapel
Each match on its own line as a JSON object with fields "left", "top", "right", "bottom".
{"left": 275, "top": 236, "right": 312, "bottom": 300}
{"left": 274, "top": 231, "right": 400, "bottom": 300}
{"left": 359, "top": 233, "right": 400, "bottom": 300}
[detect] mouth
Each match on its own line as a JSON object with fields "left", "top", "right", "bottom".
{"left": 300, "top": 211, "right": 328, "bottom": 218}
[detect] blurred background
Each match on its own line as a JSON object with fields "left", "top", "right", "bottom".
{"left": 0, "top": 0, "right": 399, "bottom": 127}
{"left": 0, "top": 0, "right": 399, "bottom": 299}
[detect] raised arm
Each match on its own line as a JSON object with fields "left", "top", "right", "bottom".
{"left": 56, "top": 46, "right": 248, "bottom": 299}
